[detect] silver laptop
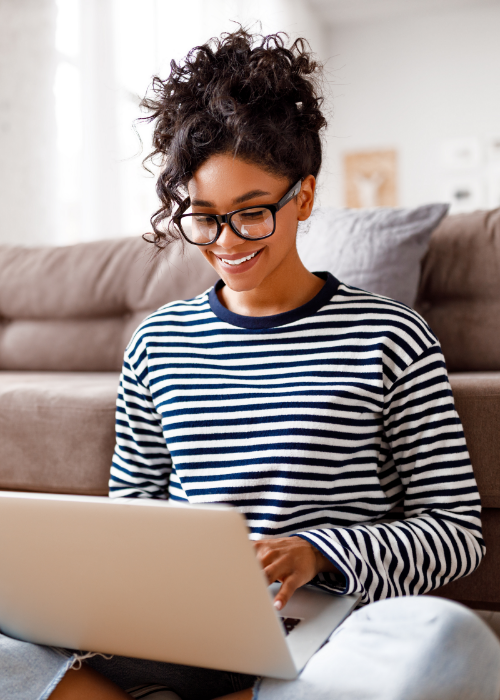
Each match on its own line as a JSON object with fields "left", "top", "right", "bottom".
{"left": 0, "top": 491, "right": 359, "bottom": 679}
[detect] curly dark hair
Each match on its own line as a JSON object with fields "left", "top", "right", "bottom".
{"left": 140, "top": 27, "right": 327, "bottom": 248}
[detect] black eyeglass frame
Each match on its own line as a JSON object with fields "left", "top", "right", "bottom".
{"left": 172, "top": 179, "right": 303, "bottom": 246}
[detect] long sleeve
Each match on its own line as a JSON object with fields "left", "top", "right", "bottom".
{"left": 297, "top": 344, "right": 485, "bottom": 604}
{"left": 109, "top": 344, "right": 172, "bottom": 499}
{"left": 106, "top": 279, "right": 485, "bottom": 604}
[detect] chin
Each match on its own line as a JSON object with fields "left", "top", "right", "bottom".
{"left": 220, "top": 274, "right": 262, "bottom": 293}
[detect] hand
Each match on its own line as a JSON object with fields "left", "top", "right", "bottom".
{"left": 253, "top": 536, "right": 337, "bottom": 611}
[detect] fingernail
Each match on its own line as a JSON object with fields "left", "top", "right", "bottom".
{"left": 274, "top": 600, "right": 282, "bottom": 611}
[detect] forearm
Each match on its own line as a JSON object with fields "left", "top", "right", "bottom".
{"left": 297, "top": 511, "right": 484, "bottom": 604}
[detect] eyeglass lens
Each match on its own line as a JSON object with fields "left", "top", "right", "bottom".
{"left": 180, "top": 215, "right": 217, "bottom": 244}
{"left": 179, "top": 207, "right": 274, "bottom": 244}
{"left": 231, "top": 208, "right": 274, "bottom": 238}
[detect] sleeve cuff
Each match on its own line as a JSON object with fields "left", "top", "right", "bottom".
{"left": 310, "top": 570, "right": 347, "bottom": 595}
{"left": 294, "top": 531, "right": 349, "bottom": 595}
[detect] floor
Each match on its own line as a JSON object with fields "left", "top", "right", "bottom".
{"left": 475, "top": 610, "right": 500, "bottom": 639}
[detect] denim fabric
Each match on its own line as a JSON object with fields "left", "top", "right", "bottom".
{"left": 2, "top": 596, "right": 500, "bottom": 700}
{"left": 255, "top": 596, "right": 500, "bottom": 700}
{"left": 0, "top": 630, "right": 255, "bottom": 700}
{"left": 0, "top": 633, "right": 76, "bottom": 700}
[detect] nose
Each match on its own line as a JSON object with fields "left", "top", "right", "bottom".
{"left": 215, "top": 222, "right": 244, "bottom": 250}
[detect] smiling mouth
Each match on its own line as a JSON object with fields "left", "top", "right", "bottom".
{"left": 215, "top": 249, "right": 262, "bottom": 266}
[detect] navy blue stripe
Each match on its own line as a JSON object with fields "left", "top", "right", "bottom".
{"left": 109, "top": 280, "right": 483, "bottom": 605}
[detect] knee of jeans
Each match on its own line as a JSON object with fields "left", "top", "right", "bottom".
{"left": 436, "top": 599, "right": 500, "bottom": 662}
{"left": 362, "top": 595, "right": 483, "bottom": 628}
{"left": 358, "top": 598, "right": 499, "bottom": 658}
{"left": 374, "top": 597, "right": 500, "bottom": 700}
{"left": 321, "top": 597, "right": 500, "bottom": 700}
{"left": 414, "top": 596, "right": 497, "bottom": 644}
{"left": 367, "top": 596, "right": 496, "bottom": 645}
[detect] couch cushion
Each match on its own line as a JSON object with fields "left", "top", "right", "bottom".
{"left": 297, "top": 203, "right": 449, "bottom": 307}
{"left": 416, "top": 208, "right": 500, "bottom": 371}
{"left": 0, "top": 319, "right": 127, "bottom": 372}
{"left": 2, "top": 370, "right": 495, "bottom": 504}
{"left": 0, "top": 371, "right": 119, "bottom": 495}
{"left": 449, "top": 372, "right": 500, "bottom": 509}
{"left": 0, "top": 237, "right": 218, "bottom": 371}
{"left": 0, "top": 236, "right": 216, "bottom": 319}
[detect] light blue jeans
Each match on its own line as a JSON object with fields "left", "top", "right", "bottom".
{"left": 255, "top": 596, "right": 500, "bottom": 700}
{"left": 1, "top": 596, "right": 500, "bottom": 700}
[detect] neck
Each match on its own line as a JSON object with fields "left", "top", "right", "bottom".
{"left": 217, "top": 248, "right": 325, "bottom": 317}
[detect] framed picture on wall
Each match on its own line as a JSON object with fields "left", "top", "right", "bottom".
{"left": 442, "top": 178, "right": 485, "bottom": 214}
{"left": 343, "top": 150, "right": 398, "bottom": 208}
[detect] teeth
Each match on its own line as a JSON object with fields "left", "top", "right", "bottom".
{"left": 220, "top": 251, "right": 259, "bottom": 266}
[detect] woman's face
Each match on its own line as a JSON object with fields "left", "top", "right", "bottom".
{"left": 187, "top": 154, "right": 315, "bottom": 293}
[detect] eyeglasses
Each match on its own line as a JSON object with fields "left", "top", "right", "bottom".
{"left": 172, "top": 179, "right": 302, "bottom": 246}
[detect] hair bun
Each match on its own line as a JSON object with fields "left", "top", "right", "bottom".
{"left": 140, "top": 28, "right": 327, "bottom": 248}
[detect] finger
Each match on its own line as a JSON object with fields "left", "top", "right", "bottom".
{"left": 253, "top": 543, "right": 275, "bottom": 566}
{"left": 262, "top": 561, "right": 289, "bottom": 585}
{"left": 253, "top": 540, "right": 277, "bottom": 564}
{"left": 262, "top": 556, "right": 293, "bottom": 584}
{"left": 273, "top": 574, "right": 301, "bottom": 611}
{"left": 254, "top": 544, "right": 290, "bottom": 573}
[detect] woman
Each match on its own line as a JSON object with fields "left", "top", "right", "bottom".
{"left": 2, "top": 28, "right": 500, "bottom": 700}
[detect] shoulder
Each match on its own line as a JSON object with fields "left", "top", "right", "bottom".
{"left": 329, "top": 280, "right": 439, "bottom": 367}
{"left": 332, "top": 281, "right": 434, "bottom": 332}
{"left": 126, "top": 287, "right": 214, "bottom": 357}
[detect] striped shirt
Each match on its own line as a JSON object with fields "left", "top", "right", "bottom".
{"left": 109, "top": 272, "right": 484, "bottom": 604}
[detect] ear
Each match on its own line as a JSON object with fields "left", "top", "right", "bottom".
{"left": 297, "top": 175, "right": 316, "bottom": 221}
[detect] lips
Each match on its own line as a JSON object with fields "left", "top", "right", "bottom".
{"left": 213, "top": 247, "right": 264, "bottom": 274}
{"left": 218, "top": 251, "right": 259, "bottom": 266}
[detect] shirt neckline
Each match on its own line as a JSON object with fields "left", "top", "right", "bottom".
{"left": 208, "top": 272, "right": 339, "bottom": 329}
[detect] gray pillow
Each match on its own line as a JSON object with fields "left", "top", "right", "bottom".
{"left": 297, "top": 204, "right": 449, "bottom": 307}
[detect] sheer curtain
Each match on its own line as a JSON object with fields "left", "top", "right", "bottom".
{"left": 0, "top": 0, "right": 58, "bottom": 247}
{"left": 0, "top": 0, "right": 328, "bottom": 247}
{"left": 54, "top": 0, "right": 329, "bottom": 245}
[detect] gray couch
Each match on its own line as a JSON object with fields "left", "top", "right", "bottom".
{"left": 0, "top": 208, "right": 499, "bottom": 610}
{"left": 0, "top": 237, "right": 217, "bottom": 495}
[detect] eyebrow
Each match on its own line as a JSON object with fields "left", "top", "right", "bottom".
{"left": 191, "top": 189, "right": 272, "bottom": 208}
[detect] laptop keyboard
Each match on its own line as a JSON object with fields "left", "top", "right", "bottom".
{"left": 280, "top": 617, "right": 302, "bottom": 635}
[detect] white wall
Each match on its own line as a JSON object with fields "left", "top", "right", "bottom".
{"left": 321, "top": 4, "right": 500, "bottom": 208}
{"left": 3, "top": 2, "right": 500, "bottom": 245}
{"left": 0, "top": 0, "right": 328, "bottom": 246}
{"left": 0, "top": 0, "right": 58, "bottom": 246}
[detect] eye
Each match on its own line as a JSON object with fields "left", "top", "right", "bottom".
{"left": 239, "top": 209, "right": 266, "bottom": 221}
{"left": 193, "top": 215, "right": 216, "bottom": 225}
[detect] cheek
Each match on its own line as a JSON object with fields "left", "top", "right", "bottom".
{"left": 272, "top": 210, "right": 298, "bottom": 253}
{"left": 198, "top": 247, "right": 215, "bottom": 268}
